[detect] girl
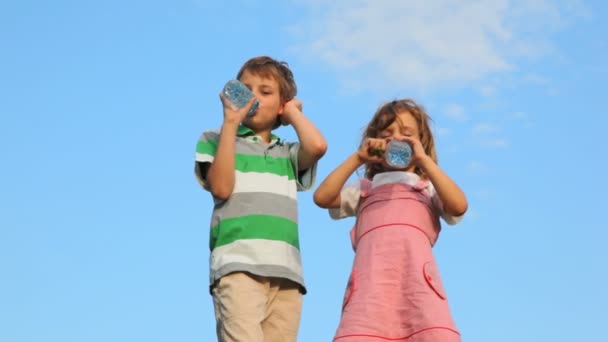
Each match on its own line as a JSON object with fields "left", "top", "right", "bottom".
{"left": 314, "top": 99, "right": 467, "bottom": 342}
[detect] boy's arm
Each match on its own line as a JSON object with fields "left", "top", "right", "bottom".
{"left": 313, "top": 153, "right": 364, "bottom": 209}
{"left": 282, "top": 99, "right": 327, "bottom": 170}
{"left": 205, "top": 95, "right": 256, "bottom": 200}
{"left": 205, "top": 122, "right": 239, "bottom": 200}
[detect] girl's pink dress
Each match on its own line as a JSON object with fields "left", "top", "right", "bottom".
{"left": 333, "top": 176, "right": 460, "bottom": 341}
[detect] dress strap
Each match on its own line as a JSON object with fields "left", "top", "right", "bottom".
{"left": 359, "top": 178, "right": 373, "bottom": 197}
{"left": 413, "top": 178, "right": 430, "bottom": 192}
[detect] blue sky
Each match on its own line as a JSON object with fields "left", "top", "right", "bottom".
{"left": 1, "top": 0, "right": 607, "bottom": 341}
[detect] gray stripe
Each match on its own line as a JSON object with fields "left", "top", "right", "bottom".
{"left": 212, "top": 192, "right": 297, "bottom": 227}
{"left": 212, "top": 263, "right": 306, "bottom": 294}
{"left": 264, "top": 141, "right": 295, "bottom": 158}
{"left": 200, "top": 130, "right": 219, "bottom": 142}
{"left": 235, "top": 139, "right": 294, "bottom": 159}
{"left": 200, "top": 130, "right": 296, "bottom": 159}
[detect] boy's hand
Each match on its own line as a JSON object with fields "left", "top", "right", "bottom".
{"left": 279, "top": 98, "right": 303, "bottom": 125}
{"left": 219, "top": 93, "right": 257, "bottom": 126}
{"left": 357, "top": 138, "right": 387, "bottom": 163}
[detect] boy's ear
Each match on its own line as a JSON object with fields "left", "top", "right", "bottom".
{"left": 278, "top": 102, "right": 286, "bottom": 114}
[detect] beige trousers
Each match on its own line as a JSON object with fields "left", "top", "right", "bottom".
{"left": 212, "top": 272, "right": 303, "bottom": 342}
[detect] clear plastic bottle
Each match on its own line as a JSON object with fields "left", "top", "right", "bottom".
{"left": 222, "top": 80, "right": 259, "bottom": 116}
{"left": 385, "top": 140, "right": 412, "bottom": 168}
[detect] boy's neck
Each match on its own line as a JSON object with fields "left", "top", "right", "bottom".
{"left": 240, "top": 123, "right": 276, "bottom": 143}
{"left": 255, "top": 131, "right": 271, "bottom": 144}
{"left": 252, "top": 128, "right": 272, "bottom": 143}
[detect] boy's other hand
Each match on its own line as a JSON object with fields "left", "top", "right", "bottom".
{"left": 219, "top": 93, "right": 256, "bottom": 125}
{"left": 279, "top": 98, "right": 303, "bottom": 125}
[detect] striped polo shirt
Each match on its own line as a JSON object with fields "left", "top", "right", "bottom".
{"left": 194, "top": 125, "right": 316, "bottom": 293}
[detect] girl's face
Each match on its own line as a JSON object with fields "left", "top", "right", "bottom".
{"left": 377, "top": 111, "right": 420, "bottom": 172}
{"left": 378, "top": 111, "right": 420, "bottom": 142}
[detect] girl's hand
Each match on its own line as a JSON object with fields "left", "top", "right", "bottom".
{"left": 398, "top": 136, "right": 434, "bottom": 170}
{"left": 219, "top": 92, "right": 257, "bottom": 126}
{"left": 357, "top": 138, "right": 387, "bottom": 163}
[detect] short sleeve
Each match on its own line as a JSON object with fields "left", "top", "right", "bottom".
{"left": 194, "top": 130, "right": 219, "bottom": 190}
{"left": 328, "top": 181, "right": 362, "bottom": 220}
{"left": 428, "top": 183, "right": 464, "bottom": 225}
{"left": 287, "top": 142, "right": 317, "bottom": 191}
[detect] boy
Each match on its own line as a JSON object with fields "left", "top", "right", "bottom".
{"left": 194, "top": 56, "right": 327, "bottom": 342}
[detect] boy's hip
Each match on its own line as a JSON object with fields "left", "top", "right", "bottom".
{"left": 209, "top": 255, "right": 307, "bottom": 294}
{"left": 212, "top": 272, "right": 302, "bottom": 342}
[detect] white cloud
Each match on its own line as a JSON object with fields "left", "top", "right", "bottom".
{"left": 480, "top": 86, "right": 497, "bottom": 97}
{"left": 470, "top": 122, "right": 507, "bottom": 148}
{"left": 465, "top": 209, "right": 480, "bottom": 220}
{"left": 508, "top": 111, "right": 528, "bottom": 120}
{"left": 474, "top": 188, "right": 493, "bottom": 200}
{"left": 522, "top": 73, "right": 551, "bottom": 85}
{"left": 290, "top": 0, "right": 588, "bottom": 90}
{"left": 480, "top": 138, "right": 508, "bottom": 148}
{"left": 472, "top": 123, "right": 500, "bottom": 135}
{"left": 434, "top": 126, "right": 452, "bottom": 138}
{"left": 507, "top": 111, "right": 534, "bottom": 126}
{"left": 444, "top": 104, "right": 469, "bottom": 122}
{"left": 468, "top": 160, "right": 489, "bottom": 175}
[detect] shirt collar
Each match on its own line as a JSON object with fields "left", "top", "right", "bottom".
{"left": 237, "top": 125, "right": 281, "bottom": 143}
{"left": 372, "top": 171, "right": 421, "bottom": 188}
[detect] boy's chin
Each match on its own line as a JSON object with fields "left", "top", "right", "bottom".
{"left": 243, "top": 116, "right": 278, "bottom": 131}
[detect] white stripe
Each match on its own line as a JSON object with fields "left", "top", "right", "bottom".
{"left": 196, "top": 152, "right": 213, "bottom": 163}
{"left": 211, "top": 239, "right": 303, "bottom": 274}
{"left": 234, "top": 170, "right": 297, "bottom": 200}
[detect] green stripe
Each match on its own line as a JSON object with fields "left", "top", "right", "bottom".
{"left": 236, "top": 125, "right": 279, "bottom": 141}
{"left": 196, "top": 140, "right": 217, "bottom": 155}
{"left": 211, "top": 215, "right": 299, "bottom": 250}
{"left": 235, "top": 154, "right": 295, "bottom": 179}
{"left": 197, "top": 140, "right": 295, "bottom": 178}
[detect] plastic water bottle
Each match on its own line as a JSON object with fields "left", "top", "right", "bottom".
{"left": 385, "top": 140, "right": 412, "bottom": 168}
{"left": 222, "top": 80, "right": 259, "bottom": 116}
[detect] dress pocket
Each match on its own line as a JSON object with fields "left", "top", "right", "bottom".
{"left": 423, "top": 261, "right": 447, "bottom": 300}
{"left": 342, "top": 270, "right": 356, "bottom": 310}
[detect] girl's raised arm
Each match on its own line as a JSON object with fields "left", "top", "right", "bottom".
{"left": 314, "top": 138, "right": 386, "bottom": 208}
{"left": 419, "top": 157, "right": 468, "bottom": 216}
{"left": 313, "top": 153, "right": 364, "bottom": 209}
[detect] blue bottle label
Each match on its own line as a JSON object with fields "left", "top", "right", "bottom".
{"left": 222, "top": 80, "right": 259, "bottom": 116}
{"left": 385, "top": 140, "right": 412, "bottom": 168}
